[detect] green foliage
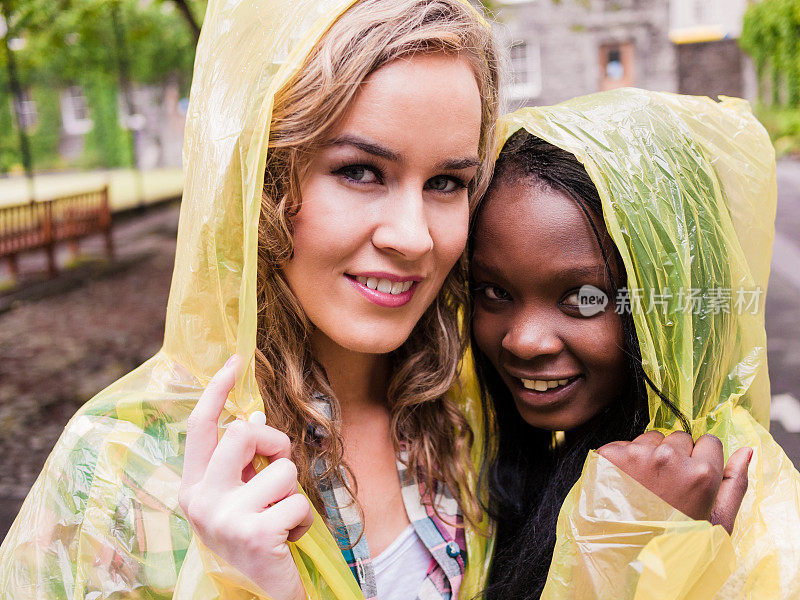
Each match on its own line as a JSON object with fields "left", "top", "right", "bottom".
{"left": 1, "top": 0, "right": 204, "bottom": 172}
{"left": 0, "top": 71, "right": 21, "bottom": 173}
{"left": 740, "top": 0, "right": 800, "bottom": 108}
{"left": 756, "top": 104, "right": 800, "bottom": 157}
{"left": 29, "top": 85, "right": 63, "bottom": 170}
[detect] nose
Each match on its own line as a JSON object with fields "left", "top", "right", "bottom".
{"left": 371, "top": 186, "right": 434, "bottom": 261}
{"left": 501, "top": 310, "right": 564, "bottom": 361}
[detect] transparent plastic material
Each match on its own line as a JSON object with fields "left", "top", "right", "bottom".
{"left": 499, "top": 89, "right": 800, "bottom": 599}
{"left": 0, "top": 1, "right": 492, "bottom": 598}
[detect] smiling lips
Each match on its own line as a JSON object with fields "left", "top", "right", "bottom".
{"left": 346, "top": 273, "right": 420, "bottom": 308}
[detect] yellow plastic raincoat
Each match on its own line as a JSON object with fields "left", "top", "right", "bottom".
{"left": 0, "top": 0, "right": 493, "bottom": 598}
{"left": 497, "top": 89, "right": 800, "bottom": 599}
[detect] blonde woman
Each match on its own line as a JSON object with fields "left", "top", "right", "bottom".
{"left": 0, "top": 1, "right": 500, "bottom": 599}
{"left": 177, "top": 1, "right": 501, "bottom": 598}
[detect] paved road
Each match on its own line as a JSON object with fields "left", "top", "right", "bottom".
{"left": 767, "top": 159, "right": 800, "bottom": 466}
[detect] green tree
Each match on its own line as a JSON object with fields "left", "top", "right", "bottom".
{"left": 740, "top": 0, "right": 800, "bottom": 108}
{"left": 0, "top": 0, "right": 206, "bottom": 174}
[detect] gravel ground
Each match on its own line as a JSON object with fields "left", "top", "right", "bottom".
{"left": 0, "top": 203, "right": 179, "bottom": 540}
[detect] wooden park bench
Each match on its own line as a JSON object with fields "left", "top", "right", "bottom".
{"left": 0, "top": 186, "right": 114, "bottom": 279}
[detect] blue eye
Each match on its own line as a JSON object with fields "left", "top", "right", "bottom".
{"left": 337, "top": 165, "right": 379, "bottom": 184}
{"left": 427, "top": 176, "right": 464, "bottom": 193}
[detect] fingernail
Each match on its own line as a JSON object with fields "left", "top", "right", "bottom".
{"left": 248, "top": 410, "right": 267, "bottom": 426}
{"left": 746, "top": 447, "right": 754, "bottom": 462}
{"left": 224, "top": 355, "right": 237, "bottom": 368}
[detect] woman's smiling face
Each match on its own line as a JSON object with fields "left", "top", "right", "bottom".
{"left": 471, "top": 177, "right": 629, "bottom": 431}
{"left": 282, "top": 52, "right": 481, "bottom": 356}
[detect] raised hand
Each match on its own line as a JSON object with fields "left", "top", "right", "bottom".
{"left": 178, "top": 356, "right": 313, "bottom": 600}
{"left": 597, "top": 431, "right": 752, "bottom": 534}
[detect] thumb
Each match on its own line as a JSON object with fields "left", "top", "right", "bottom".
{"left": 709, "top": 446, "right": 753, "bottom": 534}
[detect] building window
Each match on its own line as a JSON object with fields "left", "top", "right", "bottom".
{"left": 12, "top": 90, "right": 38, "bottom": 130}
{"left": 507, "top": 40, "right": 542, "bottom": 102}
{"left": 61, "top": 86, "right": 93, "bottom": 135}
{"left": 599, "top": 42, "right": 634, "bottom": 90}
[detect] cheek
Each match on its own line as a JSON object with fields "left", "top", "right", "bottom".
{"left": 431, "top": 203, "right": 469, "bottom": 270}
{"left": 472, "top": 306, "right": 504, "bottom": 360}
{"left": 571, "top": 314, "right": 627, "bottom": 380}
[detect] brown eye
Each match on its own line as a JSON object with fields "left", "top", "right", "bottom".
{"left": 483, "top": 285, "right": 510, "bottom": 302}
{"left": 562, "top": 292, "right": 581, "bottom": 306}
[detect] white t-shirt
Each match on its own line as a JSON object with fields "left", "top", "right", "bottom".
{"left": 373, "top": 525, "right": 433, "bottom": 600}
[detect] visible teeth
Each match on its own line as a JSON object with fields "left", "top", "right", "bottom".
{"left": 521, "top": 378, "right": 571, "bottom": 392}
{"left": 354, "top": 276, "right": 415, "bottom": 295}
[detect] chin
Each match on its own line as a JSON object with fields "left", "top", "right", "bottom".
{"left": 328, "top": 324, "right": 416, "bottom": 355}
{"left": 514, "top": 402, "right": 589, "bottom": 432}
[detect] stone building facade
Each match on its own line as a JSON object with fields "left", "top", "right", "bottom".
{"left": 495, "top": 0, "right": 757, "bottom": 109}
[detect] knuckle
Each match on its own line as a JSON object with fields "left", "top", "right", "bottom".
{"left": 225, "top": 419, "right": 250, "bottom": 439}
{"left": 184, "top": 496, "right": 209, "bottom": 530}
{"left": 273, "top": 457, "right": 298, "bottom": 481}
{"left": 652, "top": 444, "right": 677, "bottom": 467}
{"left": 667, "top": 431, "right": 692, "bottom": 444}
{"left": 698, "top": 433, "right": 723, "bottom": 448}
{"left": 206, "top": 509, "right": 233, "bottom": 539}
{"left": 177, "top": 486, "right": 192, "bottom": 514}
{"left": 692, "top": 461, "right": 717, "bottom": 484}
{"left": 276, "top": 430, "right": 291, "bottom": 452}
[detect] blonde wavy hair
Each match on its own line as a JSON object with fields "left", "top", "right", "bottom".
{"left": 255, "top": 0, "right": 500, "bottom": 526}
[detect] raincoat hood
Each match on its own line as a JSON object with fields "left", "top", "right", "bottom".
{"left": 497, "top": 89, "right": 800, "bottom": 599}
{"left": 0, "top": 1, "right": 492, "bottom": 598}
{"left": 499, "top": 88, "right": 774, "bottom": 433}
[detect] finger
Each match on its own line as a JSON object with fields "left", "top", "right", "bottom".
{"left": 236, "top": 458, "right": 298, "bottom": 511}
{"left": 691, "top": 434, "right": 725, "bottom": 477}
{"left": 661, "top": 431, "right": 695, "bottom": 456}
{"left": 182, "top": 356, "right": 241, "bottom": 488}
{"left": 710, "top": 447, "right": 752, "bottom": 535}
{"left": 631, "top": 430, "right": 666, "bottom": 447}
{"left": 596, "top": 441, "right": 628, "bottom": 463}
{"left": 263, "top": 493, "right": 314, "bottom": 543}
{"left": 207, "top": 420, "right": 292, "bottom": 485}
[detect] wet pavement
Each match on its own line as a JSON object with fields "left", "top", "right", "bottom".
{"left": 767, "top": 158, "right": 800, "bottom": 465}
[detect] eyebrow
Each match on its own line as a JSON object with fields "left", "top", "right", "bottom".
{"left": 329, "top": 134, "right": 480, "bottom": 172}
{"left": 471, "top": 260, "right": 607, "bottom": 280}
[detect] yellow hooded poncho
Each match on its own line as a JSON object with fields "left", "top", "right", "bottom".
{"left": 497, "top": 89, "right": 800, "bottom": 599}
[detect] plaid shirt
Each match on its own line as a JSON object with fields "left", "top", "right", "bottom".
{"left": 312, "top": 394, "right": 467, "bottom": 600}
